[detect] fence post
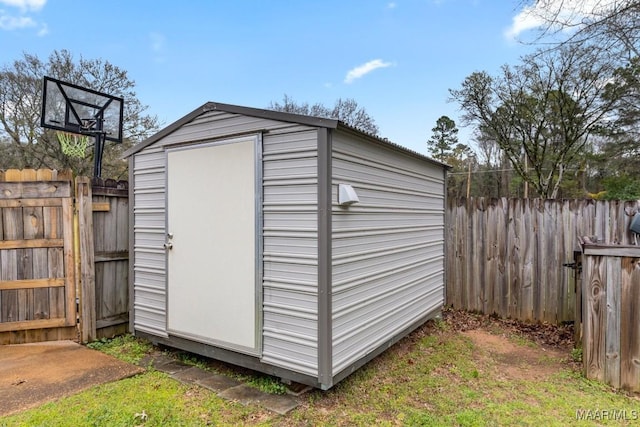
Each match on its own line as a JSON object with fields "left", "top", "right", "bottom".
{"left": 76, "top": 177, "right": 96, "bottom": 343}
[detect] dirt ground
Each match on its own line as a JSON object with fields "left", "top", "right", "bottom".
{"left": 462, "top": 329, "right": 569, "bottom": 381}
{"left": 0, "top": 340, "right": 143, "bottom": 417}
{"left": 444, "top": 308, "right": 578, "bottom": 381}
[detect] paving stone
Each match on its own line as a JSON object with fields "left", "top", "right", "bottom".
{"left": 195, "top": 374, "right": 241, "bottom": 392}
{"left": 257, "top": 393, "right": 299, "bottom": 415}
{"left": 218, "top": 384, "right": 265, "bottom": 404}
{"left": 218, "top": 384, "right": 299, "bottom": 415}
{"left": 172, "top": 366, "right": 213, "bottom": 384}
{"left": 154, "top": 360, "right": 191, "bottom": 375}
{"left": 138, "top": 353, "right": 173, "bottom": 369}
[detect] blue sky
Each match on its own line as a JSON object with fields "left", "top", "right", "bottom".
{"left": 1, "top": 0, "right": 549, "bottom": 155}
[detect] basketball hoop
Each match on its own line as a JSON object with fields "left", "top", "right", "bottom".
{"left": 56, "top": 131, "right": 89, "bottom": 158}
{"left": 41, "top": 76, "right": 124, "bottom": 177}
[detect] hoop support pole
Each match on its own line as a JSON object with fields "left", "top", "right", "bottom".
{"left": 93, "top": 132, "right": 105, "bottom": 178}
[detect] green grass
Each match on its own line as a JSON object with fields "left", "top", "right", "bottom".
{"left": 86, "top": 334, "right": 153, "bottom": 364}
{"left": 0, "top": 371, "right": 271, "bottom": 427}
{"left": 3, "top": 318, "right": 640, "bottom": 426}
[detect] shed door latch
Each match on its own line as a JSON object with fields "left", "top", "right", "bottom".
{"left": 164, "top": 232, "right": 174, "bottom": 250}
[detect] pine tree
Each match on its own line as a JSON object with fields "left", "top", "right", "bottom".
{"left": 427, "top": 116, "right": 460, "bottom": 162}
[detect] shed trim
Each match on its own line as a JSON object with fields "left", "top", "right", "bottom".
{"left": 317, "top": 127, "right": 333, "bottom": 388}
{"left": 255, "top": 133, "right": 265, "bottom": 356}
{"left": 128, "top": 155, "right": 135, "bottom": 334}
{"left": 123, "top": 102, "right": 339, "bottom": 158}
{"left": 442, "top": 167, "right": 448, "bottom": 306}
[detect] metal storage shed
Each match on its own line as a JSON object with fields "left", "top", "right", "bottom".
{"left": 123, "top": 102, "right": 448, "bottom": 389}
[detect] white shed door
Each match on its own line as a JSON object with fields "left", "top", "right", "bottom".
{"left": 166, "top": 137, "right": 258, "bottom": 354}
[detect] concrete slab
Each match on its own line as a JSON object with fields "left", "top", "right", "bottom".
{"left": 138, "top": 352, "right": 173, "bottom": 369}
{"left": 218, "top": 384, "right": 266, "bottom": 404}
{"left": 195, "top": 373, "right": 241, "bottom": 392}
{"left": 0, "top": 340, "right": 143, "bottom": 417}
{"left": 256, "top": 393, "right": 300, "bottom": 415}
{"left": 153, "top": 360, "right": 191, "bottom": 375}
{"left": 218, "top": 384, "right": 299, "bottom": 415}
{"left": 171, "top": 366, "right": 214, "bottom": 383}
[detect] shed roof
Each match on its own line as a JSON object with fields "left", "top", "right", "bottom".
{"left": 123, "top": 101, "right": 450, "bottom": 169}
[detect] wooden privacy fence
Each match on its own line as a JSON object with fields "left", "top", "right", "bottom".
{"left": 0, "top": 170, "right": 129, "bottom": 344}
{"left": 580, "top": 237, "right": 640, "bottom": 392}
{"left": 446, "top": 198, "right": 640, "bottom": 324}
{"left": 0, "top": 169, "right": 77, "bottom": 344}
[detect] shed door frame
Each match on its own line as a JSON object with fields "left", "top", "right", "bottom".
{"left": 164, "top": 134, "right": 263, "bottom": 356}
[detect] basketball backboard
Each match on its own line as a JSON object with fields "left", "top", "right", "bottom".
{"left": 40, "top": 76, "right": 124, "bottom": 143}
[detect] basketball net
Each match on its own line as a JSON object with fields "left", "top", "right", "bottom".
{"left": 56, "top": 131, "right": 89, "bottom": 158}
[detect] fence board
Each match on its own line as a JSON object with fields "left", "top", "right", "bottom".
{"left": 507, "top": 199, "right": 519, "bottom": 318}
{"left": 535, "top": 200, "right": 545, "bottom": 321}
{"left": 605, "top": 257, "right": 621, "bottom": 388}
{"left": 0, "top": 250, "right": 17, "bottom": 322}
{"left": 0, "top": 182, "right": 71, "bottom": 199}
{"left": 48, "top": 248, "right": 65, "bottom": 319}
{"left": 115, "top": 195, "right": 129, "bottom": 319}
{"left": 77, "top": 177, "right": 96, "bottom": 343}
{"left": 584, "top": 255, "right": 606, "bottom": 381}
{"left": 522, "top": 199, "right": 535, "bottom": 320}
{"left": 0, "top": 239, "right": 64, "bottom": 250}
{"left": 620, "top": 257, "right": 640, "bottom": 391}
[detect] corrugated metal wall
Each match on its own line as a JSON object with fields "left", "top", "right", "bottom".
{"left": 132, "top": 112, "right": 319, "bottom": 376}
{"left": 261, "top": 128, "right": 319, "bottom": 376}
{"left": 132, "top": 146, "right": 167, "bottom": 336}
{"left": 331, "top": 131, "right": 445, "bottom": 374}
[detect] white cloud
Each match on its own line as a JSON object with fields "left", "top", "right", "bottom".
{"left": 344, "top": 59, "right": 393, "bottom": 84}
{"left": 0, "top": 0, "right": 46, "bottom": 33}
{"left": 505, "top": 0, "right": 610, "bottom": 40}
{"left": 0, "top": 0, "right": 46, "bottom": 11}
{"left": 0, "top": 13, "right": 35, "bottom": 30}
{"left": 387, "top": 2, "right": 397, "bottom": 9}
{"left": 504, "top": 5, "right": 545, "bottom": 40}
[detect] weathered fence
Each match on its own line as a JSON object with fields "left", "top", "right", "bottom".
{"left": 0, "top": 170, "right": 129, "bottom": 344}
{"left": 580, "top": 237, "right": 640, "bottom": 392}
{"left": 446, "top": 198, "right": 640, "bottom": 324}
{"left": 0, "top": 169, "right": 77, "bottom": 344}
{"left": 87, "top": 178, "right": 129, "bottom": 340}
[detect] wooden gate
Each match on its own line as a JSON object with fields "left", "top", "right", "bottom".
{"left": 0, "top": 170, "right": 77, "bottom": 344}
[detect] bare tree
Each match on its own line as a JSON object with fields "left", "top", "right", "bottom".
{"left": 0, "top": 50, "right": 160, "bottom": 178}
{"left": 269, "top": 94, "right": 379, "bottom": 135}
{"left": 450, "top": 45, "right": 618, "bottom": 198}
{"left": 519, "top": 0, "right": 640, "bottom": 58}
